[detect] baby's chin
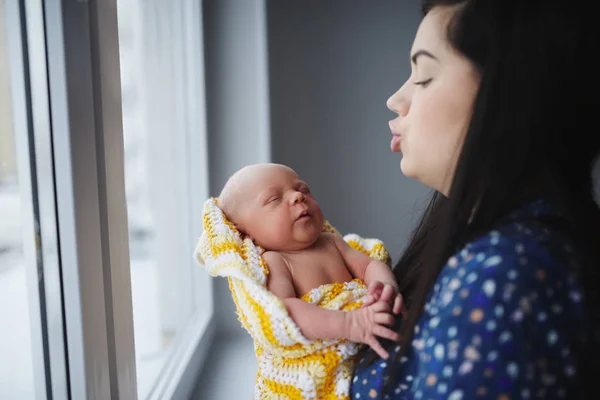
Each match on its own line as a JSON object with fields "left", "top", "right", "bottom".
{"left": 291, "top": 231, "right": 322, "bottom": 249}
{"left": 258, "top": 233, "right": 321, "bottom": 252}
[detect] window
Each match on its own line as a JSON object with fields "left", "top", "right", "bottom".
{"left": 1, "top": 1, "right": 68, "bottom": 398}
{"left": 0, "top": 0, "right": 211, "bottom": 398}
{"left": 0, "top": 3, "right": 37, "bottom": 397}
{"left": 116, "top": 0, "right": 212, "bottom": 397}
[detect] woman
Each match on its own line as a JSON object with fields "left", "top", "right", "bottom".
{"left": 352, "top": 1, "right": 600, "bottom": 398}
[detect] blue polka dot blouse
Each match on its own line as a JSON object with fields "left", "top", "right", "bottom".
{"left": 351, "top": 200, "right": 590, "bottom": 399}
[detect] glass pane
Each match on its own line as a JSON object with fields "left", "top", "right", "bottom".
{"left": 0, "top": 1, "right": 36, "bottom": 398}
{"left": 116, "top": 1, "right": 197, "bottom": 397}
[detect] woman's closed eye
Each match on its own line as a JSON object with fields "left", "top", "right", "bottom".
{"left": 414, "top": 78, "right": 432, "bottom": 87}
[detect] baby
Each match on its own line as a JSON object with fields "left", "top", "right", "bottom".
{"left": 219, "top": 162, "right": 402, "bottom": 358}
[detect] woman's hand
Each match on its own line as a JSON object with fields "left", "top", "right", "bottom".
{"left": 344, "top": 301, "right": 400, "bottom": 359}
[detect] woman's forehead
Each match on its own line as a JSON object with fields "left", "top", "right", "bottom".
{"left": 412, "top": 7, "right": 454, "bottom": 59}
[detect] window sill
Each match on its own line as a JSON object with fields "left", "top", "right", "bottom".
{"left": 149, "top": 310, "right": 215, "bottom": 400}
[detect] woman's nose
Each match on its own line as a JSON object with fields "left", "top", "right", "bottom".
{"left": 386, "top": 86, "right": 409, "bottom": 117}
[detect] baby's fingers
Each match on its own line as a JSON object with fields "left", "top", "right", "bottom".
{"left": 379, "top": 284, "right": 396, "bottom": 304}
{"left": 371, "top": 300, "right": 392, "bottom": 313}
{"left": 362, "top": 295, "right": 376, "bottom": 308}
{"left": 368, "top": 281, "right": 384, "bottom": 295}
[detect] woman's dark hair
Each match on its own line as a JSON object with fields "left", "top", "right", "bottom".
{"left": 363, "top": 0, "right": 600, "bottom": 395}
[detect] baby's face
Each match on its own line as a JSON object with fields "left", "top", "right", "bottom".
{"left": 235, "top": 166, "right": 324, "bottom": 252}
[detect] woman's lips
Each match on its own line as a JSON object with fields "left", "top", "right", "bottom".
{"left": 389, "top": 120, "right": 402, "bottom": 152}
{"left": 391, "top": 135, "right": 401, "bottom": 152}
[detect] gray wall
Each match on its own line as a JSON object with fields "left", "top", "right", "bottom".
{"left": 203, "top": 0, "right": 271, "bottom": 335}
{"left": 267, "top": 0, "right": 429, "bottom": 261}
{"left": 203, "top": 0, "right": 428, "bottom": 336}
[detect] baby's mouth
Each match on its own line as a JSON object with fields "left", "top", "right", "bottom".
{"left": 296, "top": 210, "right": 311, "bottom": 221}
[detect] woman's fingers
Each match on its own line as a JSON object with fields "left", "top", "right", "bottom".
{"left": 373, "top": 324, "right": 401, "bottom": 342}
{"left": 367, "top": 336, "right": 389, "bottom": 359}
{"left": 374, "top": 312, "right": 395, "bottom": 327}
{"left": 393, "top": 293, "right": 403, "bottom": 315}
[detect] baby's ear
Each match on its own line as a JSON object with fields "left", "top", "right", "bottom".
{"left": 238, "top": 227, "right": 252, "bottom": 241}
{"left": 232, "top": 223, "right": 245, "bottom": 238}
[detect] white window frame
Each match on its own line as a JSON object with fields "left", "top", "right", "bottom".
{"left": 35, "top": 0, "right": 214, "bottom": 398}
{"left": 4, "top": 0, "right": 69, "bottom": 398}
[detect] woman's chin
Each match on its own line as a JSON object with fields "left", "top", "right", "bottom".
{"left": 400, "top": 157, "right": 413, "bottom": 177}
{"left": 400, "top": 159, "right": 426, "bottom": 186}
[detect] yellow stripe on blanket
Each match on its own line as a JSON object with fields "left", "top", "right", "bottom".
{"left": 194, "top": 198, "right": 391, "bottom": 399}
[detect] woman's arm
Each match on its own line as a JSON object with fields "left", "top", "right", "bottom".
{"left": 409, "top": 239, "right": 584, "bottom": 399}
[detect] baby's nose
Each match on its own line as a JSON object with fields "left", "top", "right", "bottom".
{"left": 291, "top": 191, "right": 306, "bottom": 203}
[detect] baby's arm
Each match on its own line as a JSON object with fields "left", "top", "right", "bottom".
{"left": 263, "top": 251, "right": 399, "bottom": 358}
{"left": 328, "top": 233, "right": 402, "bottom": 313}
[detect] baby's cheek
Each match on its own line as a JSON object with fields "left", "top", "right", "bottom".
{"left": 271, "top": 219, "right": 290, "bottom": 238}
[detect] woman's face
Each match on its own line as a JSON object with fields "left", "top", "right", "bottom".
{"left": 387, "top": 6, "right": 480, "bottom": 196}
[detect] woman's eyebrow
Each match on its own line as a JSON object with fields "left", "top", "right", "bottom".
{"left": 411, "top": 49, "right": 438, "bottom": 65}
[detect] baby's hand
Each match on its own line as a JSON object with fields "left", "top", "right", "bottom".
{"left": 345, "top": 301, "right": 400, "bottom": 359}
{"left": 362, "top": 280, "right": 403, "bottom": 315}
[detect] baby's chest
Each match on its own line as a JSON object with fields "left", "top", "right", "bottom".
{"left": 288, "top": 249, "right": 353, "bottom": 294}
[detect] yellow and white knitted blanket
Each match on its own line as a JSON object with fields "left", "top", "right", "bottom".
{"left": 194, "top": 198, "right": 391, "bottom": 399}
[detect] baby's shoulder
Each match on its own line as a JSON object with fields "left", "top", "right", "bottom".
{"left": 262, "top": 250, "right": 286, "bottom": 265}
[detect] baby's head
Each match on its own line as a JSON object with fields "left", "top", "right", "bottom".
{"left": 218, "top": 163, "right": 324, "bottom": 252}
